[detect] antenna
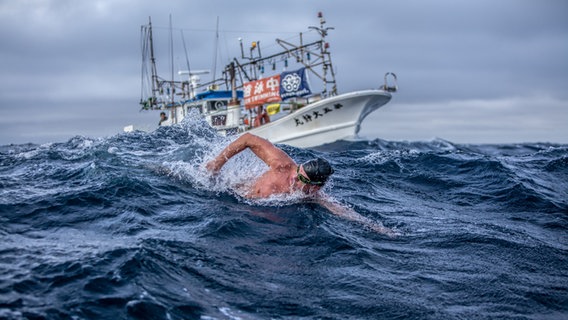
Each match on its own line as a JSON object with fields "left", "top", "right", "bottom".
{"left": 212, "top": 16, "right": 219, "bottom": 83}
{"left": 181, "top": 30, "right": 191, "bottom": 75}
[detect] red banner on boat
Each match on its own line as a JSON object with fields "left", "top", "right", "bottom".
{"left": 243, "top": 75, "right": 281, "bottom": 109}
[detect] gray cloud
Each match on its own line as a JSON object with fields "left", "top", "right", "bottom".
{"left": 1, "top": 0, "right": 567, "bottom": 145}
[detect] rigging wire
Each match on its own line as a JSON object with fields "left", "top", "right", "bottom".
{"left": 211, "top": 16, "right": 219, "bottom": 83}
{"left": 180, "top": 29, "right": 191, "bottom": 77}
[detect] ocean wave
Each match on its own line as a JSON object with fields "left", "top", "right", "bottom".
{"left": 1, "top": 129, "right": 567, "bottom": 319}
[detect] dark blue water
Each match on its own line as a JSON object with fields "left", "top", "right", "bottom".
{"left": 1, "top": 116, "right": 567, "bottom": 319}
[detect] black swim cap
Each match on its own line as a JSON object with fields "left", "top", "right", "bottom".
{"left": 302, "top": 158, "right": 334, "bottom": 184}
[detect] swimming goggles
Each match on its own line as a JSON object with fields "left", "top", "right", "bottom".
{"left": 296, "top": 165, "right": 324, "bottom": 185}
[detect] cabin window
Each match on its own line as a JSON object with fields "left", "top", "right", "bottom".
{"left": 211, "top": 114, "right": 227, "bottom": 126}
{"left": 208, "top": 100, "right": 227, "bottom": 112}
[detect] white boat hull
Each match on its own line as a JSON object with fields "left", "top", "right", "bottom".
{"left": 125, "top": 89, "right": 392, "bottom": 148}
{"left": 249, "top": 90, "right": 392, "bottom": 147}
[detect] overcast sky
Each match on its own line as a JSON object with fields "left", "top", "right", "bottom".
{"left": 1, "top": 0, "right": 567, "bottom": 145}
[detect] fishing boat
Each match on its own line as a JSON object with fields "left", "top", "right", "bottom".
{"left": 125, "top": 12, "right": 397, "bottom": 148}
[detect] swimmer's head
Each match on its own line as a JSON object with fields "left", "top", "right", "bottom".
{"left": 298, "top": 158, "right": 334, "bottom": 186}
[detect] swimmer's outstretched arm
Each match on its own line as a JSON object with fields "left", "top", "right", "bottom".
{"left": 206, "top": 133, "right": 294, "bottom": 173}
{"left": 316, "top": 196, "right": 396, "bottom": 237}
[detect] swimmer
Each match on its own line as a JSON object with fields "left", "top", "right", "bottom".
{"left": 206, "top": 133, "right": 395, "bottom": 236}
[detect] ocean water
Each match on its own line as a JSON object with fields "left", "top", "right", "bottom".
{"left": 1, "top": 116, "right": 567, "bottom": 320}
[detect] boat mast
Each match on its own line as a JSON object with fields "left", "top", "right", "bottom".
{"left": 212, "top": 16, "right": 219, "bottom": 84}
{"left": 169, "top": 15, "right": 175, "bottom": 106}
{"left": 147, "top": 17, "right": 159, "bottom": 107}
{"left": 228, "top": 62, "right": 239, "bottom": 106}
{"left": 180, "top": 29, "right": 191, "bottom": 98}
{"left": 308, "top": 12, "right": 337, "bottom": 96}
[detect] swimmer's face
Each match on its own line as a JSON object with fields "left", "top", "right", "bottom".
{"left": 294, "top": 165, "right": 323, "bottom": 194}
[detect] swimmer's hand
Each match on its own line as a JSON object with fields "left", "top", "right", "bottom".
{"left": 205, "top": 157, "right": 223, "bottom": 174}
{"left": 316, "top": 196, "right": 397, "bottom": 237}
